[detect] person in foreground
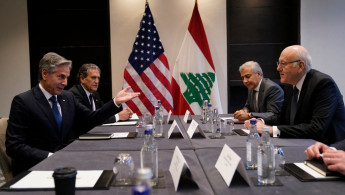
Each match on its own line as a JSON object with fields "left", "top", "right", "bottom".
{"left": 244, "top": 45, "right": 345, "bottom": 145}
{"left": 69, "top": 63, "right": 133, "bottom": 124}
{"left": 6, "top": 52, "right": 140, "bottom": 176}
{"left": 305, "top": 141, "right": 345, "bottom": 175}
{"left": 234, "top": 61, "right": 283, "bottom": 121}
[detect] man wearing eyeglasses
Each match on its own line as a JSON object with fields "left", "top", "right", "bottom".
{"left": 245, "top": 45, "right": 345, "bottom": 145}
{"left": 234, "top": 61, "right": 284, "bottom": 121}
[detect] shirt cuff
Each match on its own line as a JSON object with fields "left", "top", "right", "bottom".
{"left": 113, "top": 98, "right": 121, "bottom": 108}
{"left": 273, "top": 126, "right": 280, "bottom": 137}
{"left": 257, "top": 118, "right": 265, "bottom": 125}
{"left": 115, "top": 114, "right": 119, "bottom": 121}
{"left": 329, "top": 147, "right": 337, "bottom": 150}
{"left": 48, "top": 152, "right": 53, "bottom": 157}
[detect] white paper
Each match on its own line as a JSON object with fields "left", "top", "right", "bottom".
{"left": 167, "top": 110, "right": 172, "bottom": 124}
{"left": 131, "top": 113, "right": 139, "bottom": 120}
{"left": 10, "top": 170, "right": 103, "bottom": 189}
{"left": 110, "top": 132, "right": 129, "bottom": 138}
{"left": 220, "top": 116, "right": 240, "bottom": 123}
{"left": 183, "top": 110, "right": 190, "bottom": 123}
{"left": 169, "top": 146, "right": 189, "bottom": 191}
{"left": 242, "top": 129, "right": 250, "bottom": 134}
{"left": 167, "top": 120, "right": 183, "bottom": 139}
{"left": 187, "top": 119, "right": 199, "bottom": 138}
{"left": 215, "top": 144, "right": 241, "bottom": 186}
{"left": 294, "top": 163, "right": 339, "bottom": 179}
{"left": 102, "top": 120, "right": 137, "bottom": 126}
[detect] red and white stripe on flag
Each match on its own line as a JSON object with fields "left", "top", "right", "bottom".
{"left": 172, "top": 2, "right": 223, "bottom": 115}
{"left": 123, "top": 2, "right": 173, "bottom": 116}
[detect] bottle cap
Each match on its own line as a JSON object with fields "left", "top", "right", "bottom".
{"left": 155, "top": 106, "right": 159, "bottom": 110}
{"left": 250, "top": 119, "right": 257, "bottom": 125}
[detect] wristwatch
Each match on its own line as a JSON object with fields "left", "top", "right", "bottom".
{"left": 248, "top": 113, "right": 253, "bottom": 118}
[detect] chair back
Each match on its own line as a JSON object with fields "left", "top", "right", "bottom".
{"left": 0, "top": 117, "right": 13, "bottom": 182}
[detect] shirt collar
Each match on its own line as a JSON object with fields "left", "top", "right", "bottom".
{"left": 254, "top": 78, "right": 263, "bottom": 92}
{"left": 295, "top": 73, "right": 306, "bottom": 91}
{"left": 81, "top": 84, "right": 92, "bottom": 97}
{"left": 39, "top": 83, "right": 56, "bottom": 101}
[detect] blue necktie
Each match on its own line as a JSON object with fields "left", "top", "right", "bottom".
{"left": 290, "top": 87, "right": 299, "bottom": 125}
{"left": 50, "top": 96, "right": 62, "bottom": 130}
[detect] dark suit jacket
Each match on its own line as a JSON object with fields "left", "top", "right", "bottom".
{"left": 6, "top": 85, "right": 122, "bottom": 175}
{"left": 265, "top": 69, "right": 345, "bottom": 145}
{"left": 244, "top": 78, "right": 284, "bottom": 119}
{"left": 69, "top": 84, "right": 119, "bottom": 124}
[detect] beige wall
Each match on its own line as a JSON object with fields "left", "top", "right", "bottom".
{"left": 109, "top": 0, "right": 228, "bottom": 113}
{"left": 0, "top": 0, "right": 30, "bottom": 117}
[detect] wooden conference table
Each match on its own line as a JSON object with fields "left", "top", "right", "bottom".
{"left": 1, "top": 115, "right": 344, "bottom": 195}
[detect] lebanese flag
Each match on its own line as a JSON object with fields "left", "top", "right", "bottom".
{"left": 171, "top": 2, "right": 222, "bottom": 115}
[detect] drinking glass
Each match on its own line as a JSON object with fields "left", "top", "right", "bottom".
{"left": 113, "top": 153, "right": 135, "bottom": 185}
{"left": 274, "top": 147, "right": 286, "bottom": 175}
{"left": 222, "top": 119, "right": 236, "bottom": 136}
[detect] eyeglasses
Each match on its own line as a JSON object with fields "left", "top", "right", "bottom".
{"left": 276, "top": 60, "right": 300, "bottom": 67}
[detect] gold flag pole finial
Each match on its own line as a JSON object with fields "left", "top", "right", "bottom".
{"left": 146, "top": 0, "right": 148, "bottom": 2}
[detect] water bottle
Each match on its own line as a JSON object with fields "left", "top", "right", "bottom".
{"left": 153, "top": 106, "right": 163, "bottom": 137}
{"left": 257, "top": 126, "right": 275, "bottom": 184}
{"left": 212, "top": 108, "right": 221, "bottom": 138}
{"left": 246, "top": 119, "right": 260, "bottom": 170}
{"left": 157, "top": 100, "right": 164, "bottom": 122}
{"left": 140, "top": 125, "right": 158, "bottom": 186}
{"left": 201, "top": 99, "right": 208, "bottom": 124}
{"left": 132, "top": 168, "right": 152, "bottom": 195}
{"left": 205, "top": 103, "right": 213, "bottom": 133}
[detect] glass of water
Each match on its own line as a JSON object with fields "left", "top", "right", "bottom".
{"left": 113, "top": 153, "right": 135, "bottom": 185}
{"left": 222, "top": 119, "right": 236, "bottom": 136}
{"left": 274, "top": 147, "right": 286, "bottom": 175}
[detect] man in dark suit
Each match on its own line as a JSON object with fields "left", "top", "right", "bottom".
{"left": 69, "top": 63, "right": 133, "bottom": 124}
{"left": 6, "top": 52, "right": 140, "bottom": 175}
{"left": 234, "top": 61, "right": 284, "bottom": 120}
{"left": 246, "top": 45, "right": 345, "bottom": 145}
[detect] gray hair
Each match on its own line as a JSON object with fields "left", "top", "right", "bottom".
{"left": 239, "top": 61, "right": 263, "bottom": 75}
{"left": 77, "top": 63, "right": 101, "bottom": 83}
{"left": 291, "top": 45, "right": 312, "bottom": 71}
{"left": 38, "top": 52, "right": 72, "bottom": 81}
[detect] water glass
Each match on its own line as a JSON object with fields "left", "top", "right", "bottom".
{"left": 136, "top": 116, "right": 146, "bottom": 137}
{"left": 113, "top": 153, "right": 135, "bottom": 185}
{"left": 274, "top": 147, "right": 286, "bottom": 175}
{"left": 222, "top": 119, "right": 236, "bottom": 136}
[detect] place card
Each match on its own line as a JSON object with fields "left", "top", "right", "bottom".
{"left": 183, "top": 110, "right": 191, "bottom": 123}
{"left": 186, "top": 119, "right": 205, "bottom": 139}
{"left": 167, "top": 120, "right": 184, "bottom": 139}
{"left": 169, "top": 146, "right": 198, "bottom": 191}
{"left": 167, "top": 110, "right": 172, "bottom": 124}
{"left": 215, "top": 144, "right": 250, "bottom": 186}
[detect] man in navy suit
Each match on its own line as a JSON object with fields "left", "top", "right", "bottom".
{"left": 245, "top": 45, "right": 345, "bottom": 145}
{"left": 69, "top": 63, "right": 133, "bottom": 125}
{"left": 6, "top": 52, "right": 140, "bottom": 175}
{"left": 234, "top": 61, "right": 283, "bottom": 120}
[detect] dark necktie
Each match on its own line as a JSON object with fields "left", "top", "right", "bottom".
{"left": 290, "top": 87, "right": 299, "bottom": 125}
{"left": 253, "top": 90, "right": 258, "bottom": 112}
{"left": 49, "top": 96, "right": 62, "bottom": 130}
{"left": 89, "top": 94, "right": 95, "bottom": 111}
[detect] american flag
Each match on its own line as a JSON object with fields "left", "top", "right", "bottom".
{"left": 123, "top": 2, "right": 173, "bottom": 116}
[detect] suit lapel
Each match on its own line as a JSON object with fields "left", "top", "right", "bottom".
{"left": 257, "top": 79, "right": 265, "bottom": 112}
{"left": 77, "top": 84, "right": 92, "bottom": 109}
{"left": 33, "top": 85, "right": 60, "bottom": 135}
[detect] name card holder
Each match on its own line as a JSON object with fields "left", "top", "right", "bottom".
{"left": 169, "top": 146, "right": 199, "bottom": 191}
{"left": 215, "top": 144, "right": 250, "bottom": 187}
{"left": 187, "top": 119, "right": 206, "bottom": 139}
{"left": 183, "top": 110, "right": 192, "bottom": 123}
{"left": 167, "top": 120, "right": 184, "bottom": 139}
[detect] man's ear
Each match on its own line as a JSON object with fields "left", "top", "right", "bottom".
{"left": 298, "top": 61, "right": 306, "bottom": 72}
{"left": 42, "top": 69, "right": 48, "bottom": 80}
